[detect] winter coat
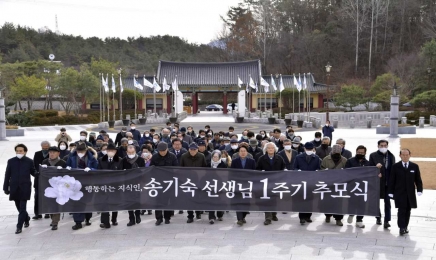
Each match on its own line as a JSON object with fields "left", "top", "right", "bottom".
{"left": 321, "top": 155, "right": 347, "bottom": 170}
{"left": 231, "top": 157, "right": 256, "bottom": 170}
{"left": 369, "top": 150, "right": 396, "bottom": 199}
{"left": 98, "top": 155, "right": 123, "bottom": 170}
{"left": 55, "top": 133, "right": 72, "bottom": 143}
{"left": 278, "top": 149, "right": 298, "bottom": 170}
{"left": 122, "top": 156, "right": 146, "bottom": 169}
{"left": 322, "top": 125, "right": 334, "bottom": 139}
{"left": 150, "top": 152, "right": 178, "bottom": 167}
{"left": 344, "top": 157, "right": 370, "bottom": 168}
{"left": 3, "top": 156, "right": 36, "bottom": 201}
{"left": 293, "top": 153, "right": 321, "bottom": 171}
{"left": 66, "top": 147, "right": 98, "bottom": 170}
{"left": 179, "top": 152, "right": 207, "bottom": 168}
{"left": 388, "top": 161, "right": 423, "bottom": 209}
{"left": 256, "top": 154, "right": 285, "bottom": 171}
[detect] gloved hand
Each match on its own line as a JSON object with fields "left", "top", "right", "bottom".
{"left": 66, "top": 166, "right": 72, "bottom": 170}
{"left": 57, "top": 166, "right": 63, "bottom": 170}
{"left": 40, "top": 164, "right": 48, "bottom": 168}
{"left": 4, "top": 190, "right": 9, "bottom": 195}
{"left": 388, "top": 194, "right": 393, "bottom": 198}
{"left": 84, "top": 167, "right": 91, "bottom": 172}
{"left": 417, "top": 192, "right": 422, "bottom": 196}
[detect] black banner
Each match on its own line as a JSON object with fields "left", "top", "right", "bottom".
{"left": 39, "top": 166, "right": 380, "bottom": 216}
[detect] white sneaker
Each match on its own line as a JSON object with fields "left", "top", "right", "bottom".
{"left": 356, "top": 222, "right": 365, "bottom": 228}
{"left": 347, "top": 215, "right": 354, "bottom": 224}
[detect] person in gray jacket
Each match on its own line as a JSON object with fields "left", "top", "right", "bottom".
{"left": 316, "top": 137, "right": 332, "bottom": 159}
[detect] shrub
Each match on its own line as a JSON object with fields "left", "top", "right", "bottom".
{"left": 33, "top": 110, "right": 58, "bottom": 117}
{"left": 405, "top": 111, "right": 435, "bottom": 125}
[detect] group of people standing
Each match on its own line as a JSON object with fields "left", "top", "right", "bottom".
{"left": 3, "top": 122, "right": 423, "bottom": 236}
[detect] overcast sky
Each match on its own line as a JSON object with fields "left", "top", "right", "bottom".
{"left": 0, "top": 0, "right": 240, "bottom": 44}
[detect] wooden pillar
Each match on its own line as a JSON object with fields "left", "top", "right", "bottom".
{"left": 223, "top": 90, "right": 228, "bottom": 114}
{"left": 192, "top": 92, "right": 198, "bottom": 114}
{"left": 167, "top": 92, "right": 172, "bottom": 114}
{"left": 318, "top": 94, "right": 324, "bottom": 108}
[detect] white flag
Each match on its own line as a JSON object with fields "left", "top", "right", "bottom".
{"left": 279, "top": 75, "right": 285, "bottom": 92}
{"left": 255, "top": 82, "right": 258, "bottom": 93}
{"left": 143, "top": 76, "right": 153, "bottom": 88}
{"left": 246, "top": 82, "right": 249, "bottom": 93}
{"left": 237, "top": 76, "right": 243, "bottom": 88}
{"left": 163, "top": 77, "right": 171, "bottom": 91}
{"left": 294, "top": 75, "right": 301, "bottom": 92}
{"left": 264, "top": 82, "right": 269, "bottom": 93}
{"left": 271, "top": 75, "right": 277, "bottom": 91}
{"left": 111, "top": 74, "right": 116, "bottom": 93}
{"left": 303, "top": 73, "right": 307, "bottom": 90}
{"left": 249, "top": 76, "right": 256, "bottom": 89}
{"left": 119, "top": 74, "right": 123, "bottom": 93}
{"left": 153, "top": 77, "right": 161, "bottom": 92}
{"left": 172, "top": 78, "right": 178, "bottom": 91}
{"left": 101, "top": 74, "right": 108, "bottom": 92}
{"left": 103, "top": 74, "right": 109, "bottom": 92}
{"left": 260, "top": 77, "right": 269, "bottom": 87}
{"left": 298, "top": 74, "right": 302, "bottom": 91}
{"left": 133, "top": 76, "right": 143, "bottom": 90}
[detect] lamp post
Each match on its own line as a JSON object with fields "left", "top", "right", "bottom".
{"left": 427, "top": 67, "right": 431, "bottom": 91}
{"left": 118, "top": 68, "right": 122, "bottom": 121}
{"left": 134, "top": 74, "right": 138, "bottom": 119}
{"left": 325, "top": 62, "right": 332, "bottom": 121}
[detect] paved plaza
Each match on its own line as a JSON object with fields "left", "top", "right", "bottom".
{"left": 0, "top": 112, "right": 435, "bottom": 260}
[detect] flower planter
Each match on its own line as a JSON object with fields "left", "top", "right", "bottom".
{"left": 268, "top": 117, "right": 276, "bottom": 124}
{"left": 169, "top": 117, "right": 178, "bottom": 123}
{"left": 138, "top": 118, "right": 147, "bottom": 125}
{"left": 297, "top": 120, "right": 304, "bottom": 128}
{"left": 6, "top": 129, "right": 24, "bottom": 137}
{"left": 236, "top": 117, "right": 244, "bottom": 123}
{"left": 284, "top": 119, "right": 292, "bottom": 125}
{"left": 108, "top": 120, "right": 115, "bottom": 128}
{"left": 122, "top": 119, "right": 130, "bottom": 126}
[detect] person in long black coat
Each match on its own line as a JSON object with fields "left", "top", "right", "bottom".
{"left": 33, "top": 140, "right": 51, "bottom": 220}
{"left": 278, "top": 139, "right": 298, "bottom": 170}
{"left": 388, "top": 149, "right": 423, "bottom": 235}
{"left": 98, "top": 143, "right": 123, "bottom": 228}
{"left": 3, "top": 144, "right": 36, "bottom": 234}
{"left": 256, "top": 142, "right": 285, "bottom": 225}
{"left": 58, "top": 141, "right": 70, "bottom": 159}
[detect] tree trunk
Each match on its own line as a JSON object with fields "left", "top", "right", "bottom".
{"left": 369, "top": 0, "right": 374, "bottom": 82}
{"left": 355, "top": 0, "right": 359, "bottom": 77}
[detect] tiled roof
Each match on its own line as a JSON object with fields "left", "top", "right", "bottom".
{"left": 156, "top": 60, "right": 262, "bottom": 87}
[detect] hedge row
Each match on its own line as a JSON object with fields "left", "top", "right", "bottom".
{"left": 7, "top": 110, "right": 101, "bottom": 126}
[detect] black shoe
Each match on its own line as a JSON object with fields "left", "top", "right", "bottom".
{"left": 44, "top": 214, "right": 50, "bottom": 219}
{"left": 136, "top": 216, "right": 141, "bottom": 224}
{"left": 147, "top": 210, "right": 152, "bottom": 215}
{"left": 237, "top": 220, "right": 243, "bottom": 226}
{"left": 111, "top": 221, "right": 118, "bottom": 226}
{"left": 305, "top": 218, "right": 312, "bottom": 223}
{"left": 400, "top": 228, "right": 406, "bottom": 236}
{"left": 140, "top": 210, "right": 145, "bottom": 215}
{"left": 209, "top": 219, "right": 215, "bottom": 224}
{"left": 32, "top": 215, "right": 42, "bottom": 220}
{"left": 51, "top": 225, "right": 58, "bottom": 231}
{"left": 242, "top": 219, "right": 246, "bottom": 224}
{"left": 15, "top": 228, "right": 22, "bottom": 234}
{"left": 155, "top": 219, "right": 163, "bottom": 226}
{"left": 165, "top": 219, "right": 170, "bottom": 224}
{"left": 24, "top": 217, "right": 30, "bottom": 228}
{"left": 178, "top": 210, "right": 183, "bottom": 214}
{"left": 376, "top": 218, "right": 382, "bottom": 225}
{"left": 405, "top": 229, "right": 409, "bottom": 233}
{"left": 264, "top": 219, "right": 272, "bottom": 225}
{"left": 384, "top": 222, "right": 391, "bottom": 229}
{"left": 272, "top": 216, "right": 278, "bottom": 221}
{"left": 282, "top": 212, "right": 287, "bottom": 214}
{"left": 325, "top": 216, "right": 331, "bottom": 223}
{"left": 187, "top": 218, "right": 194, "bottom": 223}
{"left": 195, "top": 214, "right": 201, "bottom": 220}
{"left": 72, "top": 223, "right": 82, "bottom": 230}
{"left": 100, "top": 223, "right": 110, "bottom": 229}
{"left": 127, "top": 221, "right": 135, "bottom": 227}
{"left": 85, "top": 220, "right": 91, "bottom": 226}
{"left": 300, "top": 219, "right": 306, "bottom": 225}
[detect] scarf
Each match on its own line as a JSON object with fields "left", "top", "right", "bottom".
{"left": 48, "top": 157, "right": 60, "bottom": 166}
{"left": 127, "top": 154, "right": 139, "bottom": 165}
{"left": 211, "top": 160, "right": 221, "bottom": 168}
{"left": 42, "top": 150, "right": 49, "bottom": 158}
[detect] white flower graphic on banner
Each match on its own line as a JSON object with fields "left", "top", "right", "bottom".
{"left": 44, "top": 175, "right": 84, "bottom": 205}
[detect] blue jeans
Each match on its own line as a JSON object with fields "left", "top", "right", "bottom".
{"left": 377, "top": 187, "right": 391, "bottom": 222}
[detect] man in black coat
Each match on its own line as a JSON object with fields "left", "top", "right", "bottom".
{"left": 278, "top": 139, "right": 298, "bottom": 170}
{"left": 115, "top": 126, "right": 128, "bottom": 147}
{"left": 129, "top": 123, "right": 141, "bottom": 142}
{"left": 98, "top": 143, "right": 122, "bottom": 228}
{"left": 150, "top": 142, "right": 178, "bottom": 225}
{"left": 33, "top": 140, "right": 51, "bottom": 220}
{"left": 388, "top": 149, "right": 423, "bottom": 235}
{"left": 315, "top": 137, "right": 332, "bottom": 160}
{"left": 198, "top": 140, "right": 211, "bottom": 163}
{"left": 169, "top": 138, "right": 187, "bottom": 163}
{"left": 4, "top": 144, "right": 36, "bottom": 234}
{"left": 256, "top": 142, "right": 285, "bottom": 225}
{"left": 335, "top": 138, "right": 352, "bottom": 159}
{"left": 40, "top": 146, "right": 67, "bottom": 231}
{"left": 248, "top": 139, "right": 262, "bottom": 158}
{"left": 369, "top": 139, "right": 395, "bottom": 228}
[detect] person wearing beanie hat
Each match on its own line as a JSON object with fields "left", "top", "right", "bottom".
{"left": 321, "top": 144, "right": 348, "bottom": 226}
{"left": 291, "top": 137, "right": 305, "bottom": 155}
{"left": 197, "top": 140, "right": 211, "bottom": 163}
{"left": 293, "top": 142, "right": 321, "bottom": 225}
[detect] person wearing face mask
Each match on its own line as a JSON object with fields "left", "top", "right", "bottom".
{"left": 66, "top": 143, "right": 98, "bottom": 230}
{"left": 97, "top": 143, "right": 108, "bottom": 159}
{"left": 55, "top": 128, "right": 72, "bottom": 143}
{"left": 211, "top": 133, "right": 222, "bottom": 150}
{"left": 138, "top": 145, "right": 153, "bottom": 166}
{"left": 117, "top": 138, "right": 129, "bottom": 158}
{"left": 194, "top": 130, "right": 207, "bottom": 143}
{"left": 286, "top": 129, "right": 295, "bottom": 141}
{"left": 186, "top": 126, "right": 196, "bottom": 138}
{"left": 219, "top": 137, "right": 231, "bottom": 151}
{"left": 311, "top": 132, "right": 322, "bottom": 148}
{"left": 206, "top": 150, "right": 227, "bottom": 224}
{"left": 197, "top": 141, "right": 211, "bottom": 162}
{"left": 239, "top": 130, "right": 249, "bottom": 143}
{"left": 291, "top": 137, "right": 305, "bottom": 155}
{"left": 160, "top": 128, "right": 172, "bottom": 144}
{"left": 40, "top": 146, "right": 67, "bottom": 231}
{"left": 115, "top": 126, "right": 128, "bottom": 147}
{"left": 4, "top": 144, "right": 37, "bottom": 234}
{"left": 126, "top": 132, "right": 140, "bottom": 152}
{"left": 139, "top": 130, "right": 153, "bottom": 147}
{"left": 247, "top": 139, "right": 262, "bottom": 157}
{"left": 322, "top": 120, "right": 334, "bottom": 146}
{"left": 228, "top": 139, "right": 240, "bottom": 158}
{"left": 58, "top": 141, "right": 70, "bottom": 159}
{"left": 94, "top": 136, "right": 105, "bottom": 152}
{"left": 97, "top": 144, "right": 122, "bottom": 229}
{"left": 315, "top": 137, "right": 332, "bottom": 159}
{"left": 369, "top": 139, "right": 395, "bottom": 228}
{"left": 129, "top": 123, "right": 141, "bottom": 142}
{"left": 33, "top": 140, "right": 51, "bottom": 220}
{"left": 169, "top": 138, "right": 187, "bottom": 163}
{"left": 278, "top": 139, "right": 298, "bottom": 170}
{"left": 75, "top": 131, "right": 93, "bottom": 147}
{"left": 256, "top": 142, "right": 286, "bottom": 225}
{"left": 293, "top": 142, "right": 322, "bottom": 225}
{"left": 179, "top": 127, "right": 193, "bottom": 144}
{"left": 221, "top": 150, "right": 232, "bottom": 167}
{"left": 204, "top": 125, "right": 213, "bottom": 136}
{"left": 152, "top": 134, "right": 161, "bottom": 148}
{"left": 321, "top": 145, "right": 348, "bottom": 226}
{"left": 150, "top": 142, "right": 178, "bottom": 225}
{"left": 344, "top": 145, "right": 370, "bottom": 228}
{"left": 122, "top": 145, "right": 146, "bottom": 226}
{"left": 259, "top": 130, "right": 267, "bottom": 140}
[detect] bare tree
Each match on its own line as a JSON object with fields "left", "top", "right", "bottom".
{"left": 368, "top": 0, "right": 388, "bottom": 82}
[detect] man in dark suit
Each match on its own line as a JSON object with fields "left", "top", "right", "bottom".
{"left": 293, "top": 142, "right": 322, "bottom": 224}
{"left": 388, "top": 149, "right": 423, "bottom": 235}
{"left": 129, "top": 123, "right": 141, "bottom": 142}
{"left": 33, "top": 140, "right": 51, "bottom": 220}
{"left": 169, "top": 138, "right": 187, "bottom": 163}
{"left": 335, "top": 138, "right": 352, "bottom": 159}
{"left": 256, "top": 142, "right": 285, "bottom": 225}
{"left": 278, "top": 139, "right": 298, "bottom": 170}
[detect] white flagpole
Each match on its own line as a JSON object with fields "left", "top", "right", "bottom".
{"left": 153, "top": 75, "right": 157, "bottom": 115}
{"left": 264, "top": 84, "right": 266, "bottom": 112}
{"left": 175, "top": 75, "right": 178, "bottom": 116}
{"left": 102, "top": 74, "right": 105, "bottom": 122}
{"left": 99, "top": 73, "right": 102, "bottom": 122}
{"left": 292, "top": 74, "right": 295, "bottom": 121}
{"left": 134, "top": 75, "right": 137, "bottom": 119}
{"left": 279, "top": 74, "right": 282, "bottom": 118}
{"left": 112, "top": 74, "right": 115, "bottom": 122}
{"left": 107, "top": 74, "right": 110, "bottom": 121}
{"left": 119, "top": 73, "right": 123, "bottom": 121}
